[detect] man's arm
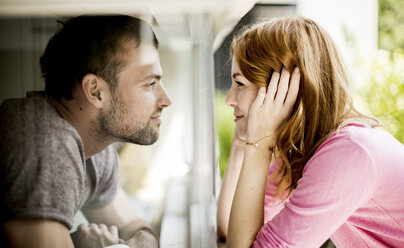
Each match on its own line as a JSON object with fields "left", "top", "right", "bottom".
{"left": 82, "top": 187, "right": 158, "bottom": 248}
{"left": 2, "top": 218, "right": 74, "bottom": 248}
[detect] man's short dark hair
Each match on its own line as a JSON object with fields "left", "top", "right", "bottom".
{"left": 40, "top": 15, "right": 159, "bottom": 100}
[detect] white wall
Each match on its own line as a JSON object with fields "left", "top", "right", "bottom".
{"left": 297, "top": 0, "right": 378, "bottom": 87}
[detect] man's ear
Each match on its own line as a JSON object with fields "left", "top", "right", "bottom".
{"left": 81, "top": 73, "right": 107, "bottom": 109}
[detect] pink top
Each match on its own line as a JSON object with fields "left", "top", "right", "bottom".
{"left": 254, "top": 124, "right": 404, "bottom": 247}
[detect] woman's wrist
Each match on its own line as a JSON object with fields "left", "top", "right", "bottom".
{"left": 245, "top": 134, "right": 276, "bottom": 151}
{"left": 244, "top": 143, "right": 274, "bottom": 157}
{"left": 232, "top": 134, "right": 246, "bottom": 148}
{"left": 243, "top": 145, "right": 273, "bottom": 168}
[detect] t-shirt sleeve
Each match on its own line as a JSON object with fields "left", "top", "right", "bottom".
{"left": 0, "top": 134, "right": 86, "bottom": 229}
{"left": 83, "top": 145, "right": 119, "bottom": 209}
{"left": 253, "top": 133, "right": 377, "bottom": 248}
{"left": 0, "top": 98, "right": 86, "bottom": 229}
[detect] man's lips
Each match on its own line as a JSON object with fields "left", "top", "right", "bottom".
{"left": 150, "top": 112, "right": 162, "bottom": 123}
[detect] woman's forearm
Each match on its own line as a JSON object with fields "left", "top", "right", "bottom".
{"left": 227, "top": 147, "right": 273, "bottom": 248}
{"left": 217, "top": 139, "right": 245, "bottom": 240}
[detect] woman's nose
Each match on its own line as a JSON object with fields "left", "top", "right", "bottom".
{"left": 225, "top": 85, "right": 237, "bottom": 108}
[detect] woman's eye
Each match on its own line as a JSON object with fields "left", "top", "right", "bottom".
{"left": 235, "top": 81, "right": 244, "bottom": 87}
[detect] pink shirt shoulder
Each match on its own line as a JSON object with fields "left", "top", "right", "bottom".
{"left": 255, "top": 124, "right": 404, "bottom": 248}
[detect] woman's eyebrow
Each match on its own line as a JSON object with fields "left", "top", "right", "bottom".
{"left": 232, "top": 72, "right": 242, "bottom": 79}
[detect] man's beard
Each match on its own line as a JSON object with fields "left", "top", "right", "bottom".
{"left": 95, "top": 92, "right": 160, "bottom": 145}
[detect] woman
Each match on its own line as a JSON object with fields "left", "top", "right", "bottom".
{"left": 217, "top": 16, "right": 404, "bottom": 248}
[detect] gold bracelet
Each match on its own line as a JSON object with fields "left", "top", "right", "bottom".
{"left": 246, "top": 135, "right": 275, "bottom": 152}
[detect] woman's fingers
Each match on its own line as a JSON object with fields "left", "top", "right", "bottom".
{"left": 252, "top": 67, "right": 296, "bottom": 110}
{"left": 284, "top": 67, "right": 300, "bottom": 110}
{"left": 263, "top": 67, "right": 291, "bottom": 107}
{"left": 251, "top": 87, "right": 266, "bottom": 109}
{"left": 264, "top": 66, "right": 299, "bottom": 109}
{"left": 246, "top": 66, "right": 300, "bottom": 142}
{"left": 266, "top": 70, "right": 280, "bottom": 101}
{"left": 273, "top": 67, "right": 291, "bottom": 105}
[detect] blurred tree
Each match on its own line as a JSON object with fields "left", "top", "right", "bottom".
{"left": 379, "top": 0, "right": 404, "bottom": 51}
{"left": 360, "top": 0, "right": 404, "bottom": 144}
{"left": 362, "top": 50, "right": 404, "bottom": 143}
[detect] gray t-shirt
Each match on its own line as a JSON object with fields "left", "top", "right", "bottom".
{"left": 0, "top": 91, "right": 119, "bottom": 229}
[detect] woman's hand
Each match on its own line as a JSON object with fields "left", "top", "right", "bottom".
{"left": 246, "top": 67, "right": 300, "bottom": 146}
{"left": 227, "top": 67, "right": 300, "bottom": 247}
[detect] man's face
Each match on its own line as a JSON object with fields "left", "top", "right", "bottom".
{"left": 97, "top": 42, "right": 171, "bottom": 145}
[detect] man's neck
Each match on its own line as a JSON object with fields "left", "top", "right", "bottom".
{"left": 51, "top": 97, "right": 112, "bottom": 160}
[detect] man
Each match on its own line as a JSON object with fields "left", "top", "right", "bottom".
{"left": 0, "top": 15, "right": 171, "bottom": 247}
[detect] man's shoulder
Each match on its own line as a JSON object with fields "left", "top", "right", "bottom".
{"left": 1, "top": 91, "right": 82, "bottom": 151}
{"left": 1, "top": 91, "right": 47, "bottom": 110}
{"left": 0, "top": 91, "right": 86, "bottom": 182}
{"left": 1, "top": 91, "right": 62, "bottom": 130}
{"left": 0, "top": 91, "right": 87, "bottom": 229}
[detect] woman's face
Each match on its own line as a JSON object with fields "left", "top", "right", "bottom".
{"left": 226, "top": 57, "right": 259, "bottom": 140}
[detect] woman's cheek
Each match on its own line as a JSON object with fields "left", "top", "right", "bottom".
{"left": 245, "top": 91, "right": 258, "bottom": 113}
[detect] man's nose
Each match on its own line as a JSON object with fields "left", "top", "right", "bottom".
{"left": 157, "top": 83, "right": 172, "bottom": 108}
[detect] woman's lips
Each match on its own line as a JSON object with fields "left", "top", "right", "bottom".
{"left": 234, "top": 115, "right": 243, "bottom": 122}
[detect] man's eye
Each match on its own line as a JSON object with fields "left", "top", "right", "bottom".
{"left": 148, "top": 81, "right": 157, "bottom": 87}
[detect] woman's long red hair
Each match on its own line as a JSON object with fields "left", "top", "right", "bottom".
{"left": 232, "top": 16, "right": 378, "bottom": 195}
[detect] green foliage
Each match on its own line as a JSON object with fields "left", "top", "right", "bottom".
{"left": 379, "top": 0, "right": 404, "bottom": 51}
{"left": 215, "top": 90, "right": 235, "bottom": 178}
{"left": 360, "top": 50, "right": 404, "bottom": 143}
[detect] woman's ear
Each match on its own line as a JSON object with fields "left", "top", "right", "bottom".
{"left": 81, "top": 73, "right": 106, "bottom": 109}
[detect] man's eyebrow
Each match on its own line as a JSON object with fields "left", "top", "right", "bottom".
{"left": 141, "top": 73, "right": 162, "bottom": 81}
{"left": 232, "top": 72, "right": 242, "bottom": 79}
